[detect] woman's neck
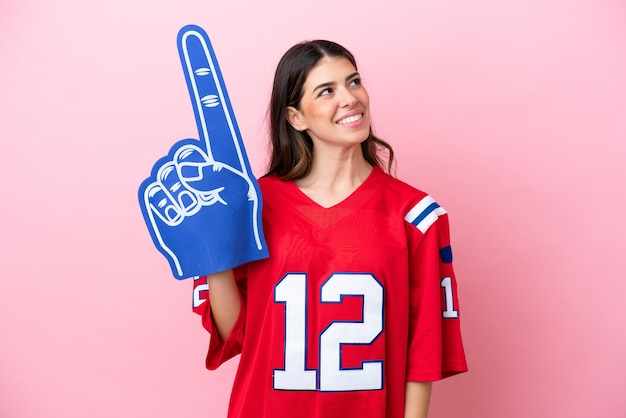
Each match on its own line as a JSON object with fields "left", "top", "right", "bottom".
{"left": 294, "top": 146, "right": 373, "bottom": 208}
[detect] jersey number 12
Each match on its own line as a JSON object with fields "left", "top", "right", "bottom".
{"left": 273, "top": 272, "right": 384, "bottom": 392}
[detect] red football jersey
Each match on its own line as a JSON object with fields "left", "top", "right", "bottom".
{"left": 193, "top": 166, "right": 467, "bottom": 418}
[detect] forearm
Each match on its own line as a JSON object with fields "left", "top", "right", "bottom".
{"left": 404, "top": 381, "right": 433, "bottom": 418}
{"left": 206, "top": 269, "right": 240, "bottom": 340}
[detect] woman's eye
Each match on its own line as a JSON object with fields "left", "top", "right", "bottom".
{"left": 349, "top": 78, "right": 362, "bottom": 87}
{"left": 319, "top": 88, "right": 333, "bottom": 96}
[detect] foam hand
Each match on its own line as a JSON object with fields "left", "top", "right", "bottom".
{"left": 139, "top": 25, "right": 268, "bottom": 279}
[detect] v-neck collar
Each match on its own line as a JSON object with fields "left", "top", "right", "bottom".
{"left": 288, "top": 166, "right": 382, "bottom": 209}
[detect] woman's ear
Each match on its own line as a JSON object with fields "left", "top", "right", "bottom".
{"left": 286, "top": 106, "right": 307, "bottom": 132}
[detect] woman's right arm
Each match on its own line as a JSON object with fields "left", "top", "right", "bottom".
{"left": 206, "top": 269, "right": 241, "bottom": 340}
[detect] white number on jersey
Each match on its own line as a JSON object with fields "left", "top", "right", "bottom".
{"left": 440, "top": 276, "right": 459, "bottom": 318}
{"left": 192, "top": 275, "right": 208, "bottom": 309}
{"left": 273, "top": 273, "right": 384, "bottom": 392}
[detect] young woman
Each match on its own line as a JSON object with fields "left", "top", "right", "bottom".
{"left": 193, "top": 40, "right": 468, "bottom": 418}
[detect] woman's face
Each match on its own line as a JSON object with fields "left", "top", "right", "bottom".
{"left": 287, "top": 56, "right": 371, "bottom": 151}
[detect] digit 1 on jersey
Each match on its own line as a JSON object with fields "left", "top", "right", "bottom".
{"left": 274, "top": 273, "right": 317, "bottom": 390}
{"left": 440, "top": 276, "right": 459, "bottom": 318}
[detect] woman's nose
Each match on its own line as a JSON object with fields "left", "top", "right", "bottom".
{"left": 338, "top": 88, "right": 358, "bottom": 107}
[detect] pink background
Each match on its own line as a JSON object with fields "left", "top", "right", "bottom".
{"left": 2, "top": 0, "right": 625, "bottom": 417}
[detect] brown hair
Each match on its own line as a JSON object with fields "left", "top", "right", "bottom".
{"left": 266, "top": 40, "right": 394, "bottom": 180}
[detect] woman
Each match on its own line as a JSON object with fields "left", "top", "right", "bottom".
{"left": 193, "top": 40, "right": 468, "bottom": 418}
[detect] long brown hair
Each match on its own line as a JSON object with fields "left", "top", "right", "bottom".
{"left": 266, "top": 40, "right": 394, "bottom": 180}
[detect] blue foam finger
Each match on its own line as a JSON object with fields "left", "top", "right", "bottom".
{"left": 138, "top": 26, "right": 268, "bottom": 280}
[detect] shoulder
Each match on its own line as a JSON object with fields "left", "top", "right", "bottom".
{"left": 258, "top": 174, "right": 288, "bottom": 192}
{"left": 257, "top": 174, "right": 294, "bottom": 208}
{"left": 371, "top": 167, "right": 448, "bottom": 235}
{"left": 375, "top": 169, "right": 427, "bottom": 200}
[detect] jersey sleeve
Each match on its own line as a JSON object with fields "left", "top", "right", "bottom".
{"left": 191, "top": 266, "right": 248, "bottom": 369}
{"left": 404, "top": 199, "right": 468, "bottom": 381}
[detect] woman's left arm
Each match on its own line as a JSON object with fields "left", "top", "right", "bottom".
{"left": 404, "top": 381, "right": 433, "bottom": 418}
